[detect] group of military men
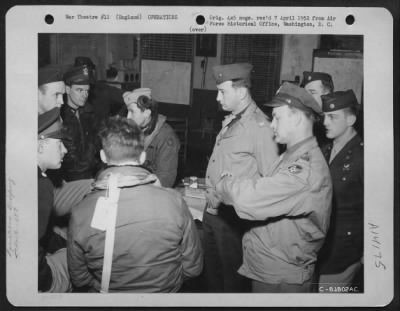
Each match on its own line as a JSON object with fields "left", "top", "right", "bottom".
{"left": 37, "top": 58, "right": 363, "bottom": 293}
{"left": 203, "top": 63, "right": 363, "bottom": 293}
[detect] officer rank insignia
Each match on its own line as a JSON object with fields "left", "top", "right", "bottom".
{"left": 288, "top": 164, "right": 303, "bottom": 174}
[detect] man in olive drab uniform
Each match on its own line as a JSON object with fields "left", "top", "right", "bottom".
{"left": 301, "top": 71, "right": 334, "bottom": 146}
{"left": 202, "top": 63, "right": 278, "bottom": 292}
{"left": 216, "top": 82, "right": 332, "bottom": 293}
{"left": 318, "top": 90, "right": 364, "bottom": 292}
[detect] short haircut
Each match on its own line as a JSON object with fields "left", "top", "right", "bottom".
{"left": 136, "top": 95, "right": 159, "bottom": 135}
{"left": 98, "top": 116, "right": 144, "bottom": 162}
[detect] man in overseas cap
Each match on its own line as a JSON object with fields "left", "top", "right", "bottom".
{"left": 212, "top": 62, "right": 253, "bottom": 87}
{"left": 203, "top": 63, "right": 278, "bottom": 292}
{"left": 301, "top": 71, "right": 334, "bottom": 107}
{"left": 38, "top": 65, "right": 66, "bottom": 114}
{"left": 59, "top": 64, "right": 100, "bottom": 181}
{"left": 216, "top": 82, "right": 332, "bottom": 292}
{"left": 318, "top": 90, "right": 364, "bottom": 291}
{"left": 37, "top": 108, "right": 71, "bottom": 292}
{"left": 301, "top": 71, "right": 334, "bottom": 146}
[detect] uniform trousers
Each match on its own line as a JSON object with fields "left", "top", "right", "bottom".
{"left": 202, "top": 205, "right": 250, "bottom": 292}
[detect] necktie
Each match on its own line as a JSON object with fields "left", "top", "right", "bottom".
{"left": 329, "top": 144, "right": 337, "bottom": 163}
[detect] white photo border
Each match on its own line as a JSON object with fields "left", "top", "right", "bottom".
{"left": 5, "top": 5, "right": 394, "bottom": 307}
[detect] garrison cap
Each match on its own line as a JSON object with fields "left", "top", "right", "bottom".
{"left": 266, "top": 82, "right": 322, "bottom": 114}
{"left": 38, "top": 107, "right": 65, "bottom": 139}
{"left": 38, "top": 65, "right": 63, "bottom": 86}
{"left": 321, "top": 90, "right": 358, "bottom": 112}
{"left": 63, "top": 65, "right": 91, "bottom": 86}
{"left": 212, "top": 63, "right": 253, "bottom": 86}
{"left": 301, "top": 71, "right": 333, "bottom": 88}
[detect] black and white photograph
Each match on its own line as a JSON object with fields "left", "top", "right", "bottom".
{"left": 5, "top": 5, "right": 395, "bottom": 308}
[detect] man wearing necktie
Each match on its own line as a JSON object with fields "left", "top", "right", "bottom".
{"left": 318, "top": 90, "right": 364, "bottom": 292}
{"left": 202, "top": 63, "right": 278, "bottom": 292}
{"left": 59, "top": 65, "right": 101, "bottom": 181}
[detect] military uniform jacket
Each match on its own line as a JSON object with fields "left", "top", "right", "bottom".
{"left": 206, "top": 102, "right": 278, "bottom": 213}
{"left": 67, "top": 166, "right": 203, "bottom": 292}
{"left": 217, "top": 136, "right": 332, "bottom": 284}
{"left": 60, "top": 102, "right": 101, "bottom": 181}
{"left": 319, "top": 134, "right": 364, "bottom": 274}
{"left": 143, "top": 114, "right": 180, "bottom": 188}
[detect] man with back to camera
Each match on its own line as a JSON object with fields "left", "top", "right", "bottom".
{"left": 67, "top": 116, "right": 203, "bottom": 292}
{"left": 202, "top": 63, "right": 278, "bottom": 292}
{"left": 318, "top": 90, "right": 364, "bottom": 292}
{"left": 216, "top": 82, "right": 332, "bottom": 293}
{"left": 60, "top": 64, "right": 101, "bottom": 181}
{"left": 301, "top": 71, "right": 334, "bottom": 146}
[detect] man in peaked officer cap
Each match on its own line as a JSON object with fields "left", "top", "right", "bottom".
{"left": 203, "top": 63, "right": 278, "bottom": 292}
{"left": 318, "top": 90, "right": 364, "bottom": 292}
{"left": 38, "top": 108, "right": 66, "bottom": 173}
{"left": 38, "top": 65, "right": 66, "bottom": 114}
{"left": 73, "top": 56, "right": 127, "bottom": 128}
{"left": 216, "top": 82, "right": 332, "bottom": 292}
{"left": 59, "top": 64, "right": 101, "bottom": 181}
{"left": 37, "top": 108, "right": 72, "bottom": 293}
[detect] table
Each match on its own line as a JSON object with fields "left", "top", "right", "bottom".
{"left": 175, "top": 186, "right": 207, "bottom": 221}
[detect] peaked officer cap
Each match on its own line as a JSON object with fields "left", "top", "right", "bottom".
{"left": 266, "top": 82, "right": 322, "bottom": 114}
